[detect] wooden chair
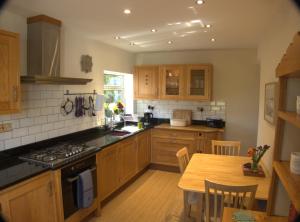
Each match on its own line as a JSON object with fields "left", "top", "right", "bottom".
{"left": 211, "top": 140, "right": 241, "bottom": 156}
{"left": 176, "top": 147, "right": 199, "bottom": 217}
{"left": 204, "top": 180, "right": 258, "bottom": 222}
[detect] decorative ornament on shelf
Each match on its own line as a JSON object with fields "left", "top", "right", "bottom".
{"left": 247, "top": 145, "right": 270, "bottom": 172}
{"left": 81, "top": 55, "right": 93, "bottom": 73}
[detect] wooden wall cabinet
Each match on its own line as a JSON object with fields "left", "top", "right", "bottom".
{"left": 134, "top": 66, "right": 159, "bottom": 99}
{"left": 0, "top": 172, "right": 59, "bottom": 222}
{"left": 159, "top": 65, "right": 185, "bottom": 100}
{"left": 0, "top": 29, "right": 20, "bottom": 114}
{"left": 186, "top": 64, "right": 212, "bottom": 101}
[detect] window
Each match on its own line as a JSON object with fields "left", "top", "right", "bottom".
{"left": 104, "top": 70, "right": 133, "bottom": 117}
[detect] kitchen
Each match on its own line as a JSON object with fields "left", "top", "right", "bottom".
{"left": 0, "top": 0, "right": 300, "bottom": 222}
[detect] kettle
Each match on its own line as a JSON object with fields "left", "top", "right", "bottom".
{"left": 144, "top": 112, "right": 153, "bottom": 125}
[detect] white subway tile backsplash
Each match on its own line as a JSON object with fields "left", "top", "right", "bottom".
{"left": 0, "top": 132, "right": 12, "bottom": 140}
{"left": 5, "top": 138, "right": 21, "bottom": 149}
{"left": 20, "top": 118, "right": 34, "bottom": 127}
{"left": 21, "top": 135, "right": 36, "bottom": 145}
{"left": 13, "top": 128, "right": 28, "bottom": 138}
{"left": 0, "top": 84, "right": 99, "bottom": 150}
{"left": 28, "top": 125, "right": 42, "bottom": 135}
{"left": 135, "top": 99, "right": 226, "bottom": 121}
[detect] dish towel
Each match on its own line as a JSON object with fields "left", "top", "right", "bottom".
{"left": 76, "top": 169, "right": 94, "bottom": 208}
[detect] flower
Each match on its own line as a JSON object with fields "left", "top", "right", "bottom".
{"left": 247, "top": 147, "right": 256, "bottom": 157}
{"left": 248, "top": 145, "right": 270, "bottom": 163}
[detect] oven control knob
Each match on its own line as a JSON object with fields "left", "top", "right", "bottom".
{"left": 69, "top": 152, "right": 73, "bottom": 156}
{"left": 65, "top": 153, "right": 69, "bottom": 157}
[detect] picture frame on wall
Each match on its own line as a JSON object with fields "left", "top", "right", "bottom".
{"left": 264, "top": 82, "right": 278, "bottom": 125}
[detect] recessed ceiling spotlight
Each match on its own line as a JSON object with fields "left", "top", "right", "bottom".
{"left": 191, "top": 20, "right": 201, "bottom": 24}
{"left": 196, "top": 0, "right": 205, "bottom": 5}
{"left": 205, "top": 24, "right": 211, "bottom": 28}
{"left": 186, "top": 31, "right": 197, "bottom": 34}
{"left": 129, "top": 42, "right": 135, "bottom": 46}
{"left": 168, "top": 41, "right": 173, "bottom": 44}
{"left": 114, "top": 36, "right": 120, "bottom": 40}
{"left": 211, "top": 38, "right": 216, "bottom": 42}
{"left": 186, "top": 22, "right": 192, "bottom": 27}
{"left": 151, "top": 29, "right": 157, "bottom": 33}
{"left": 124, "top": 9, "right": 131, "bottom": 14}
{"left": 176, "top": 22, "right": 181, "bottom": 25}
{"left": 204, "top": 30, "right": 208, "bottom": 33}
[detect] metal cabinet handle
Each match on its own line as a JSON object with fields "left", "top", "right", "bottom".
{"left": 13, "top": 86, "right": 18, "bottom": 102}
{"left": 67, "top": 167, "right": 96, "bottom": 183}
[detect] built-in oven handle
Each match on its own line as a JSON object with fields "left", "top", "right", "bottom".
{"left": 66, "top": 167, "right": 96, "bottom": 183}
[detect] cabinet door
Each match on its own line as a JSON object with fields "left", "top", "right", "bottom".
{"left": 186, "top": 64, "right": 212, "bottom": 101}
{"left": 0, "top": 172, "right": 58, "bottom": 222}
{"left": 97, "top": 144, "right": 119, "bottom": 201}
{"left": 160, "top": 65, "right": 185, "bottom": 100}
{"left": 118, "top": 137, "right": 137, "bottom": 185}
{"left": 197, "top": 131, "right": 224, "bottom": 153}
{"left": 0, "top": 30, "right": 20, "bottom": 114}
{"left": 134, "top": 66, "right": 159, "bottom": 99}
{"left": 137, "top": 131, "right": 151, "bottom": 171}
{"left": 151, "top": 137, "right": 197, "bottom": 166}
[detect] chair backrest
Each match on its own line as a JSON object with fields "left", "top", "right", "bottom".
{"left": 211, "top": 140, "right": 241, "bottom": 156}
{"left": 204, "top": 180, "right": 257, "bottom": 222}
{"left": 176, "top": 147, "right": 190, "bottom": 174}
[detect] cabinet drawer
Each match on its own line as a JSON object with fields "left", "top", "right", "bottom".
{"left": 152, "top": 129, "right": 196, "bottom": 139}
{"left": 151, "top": 137, "right": 197, "bottom": 166}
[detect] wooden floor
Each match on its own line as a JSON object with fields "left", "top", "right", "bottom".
{"left": 90, "top": 170, "right": 195, "bottom": 222}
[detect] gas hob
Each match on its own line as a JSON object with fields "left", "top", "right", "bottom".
{"left": 19, "top": 143, "right": 97, "bottom": 168}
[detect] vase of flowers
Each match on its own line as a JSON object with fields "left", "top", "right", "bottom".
{"left": 247, "top": 145, "right": 270, "bottom": 172}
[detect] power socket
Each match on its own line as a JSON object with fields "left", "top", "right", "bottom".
{"left": 197, "top": 107, "right": 204, "bottom": 112}
{"left": 0, "top": 123, "right": 12, "bottom": 133}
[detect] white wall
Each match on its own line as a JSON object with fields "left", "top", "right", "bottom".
{"left": 256, "top": 0, "right": 300, "bottom": 215}
{"left": 136, "top": 49, "right": 260, "bottom": 154}
{"left": 0, "top": 9, "right": 135, "bottom": 150}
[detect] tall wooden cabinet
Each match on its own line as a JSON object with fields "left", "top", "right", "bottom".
{"left": 0, "top": 29, "right": 20, "bottom": 114}
{"left": 0, "top": 172, "right": 58, "bottom": 222}
{"left": 267, "top": 32, "right": 300, "bottom": 216}
{"left": 134, "top": 66, "right": 159, "bottom": 99}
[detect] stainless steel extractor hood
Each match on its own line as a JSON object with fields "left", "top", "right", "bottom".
{"left": 21, "top": 15, "right": 92, "bottom": 85}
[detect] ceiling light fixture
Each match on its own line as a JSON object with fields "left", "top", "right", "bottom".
{"left": 191, "top": 20, "right": 201, "bottom": 24}
{"left": 168, "top": 41, "right": 173, "bottom": 44}
{"left": 211, "top": 38, "right": 216, "bottom": 42}
{"left": 176, "top": 22, "right": 181, "bottom": 25}
{"left": 129, "top": 42, "right": 135, "bottom": 46}
{"left": 151, "top": 29, "right": 157, "bottom": 33}
{"left": 124, "top": 9, "right": 131, "bottom": 14}
{"left": 196, "top": 0, "right": 205, "bottom": 5}
{"left": 205, "top": 24, "right": 211, "bottom": 28}
{"left": 114, "top": 36, "right": 120, "bottom": 40}
{"left": 186, "top": 22, "right": 192, "bottom": 27}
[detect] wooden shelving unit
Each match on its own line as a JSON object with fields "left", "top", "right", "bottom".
{"left": 278, "top": 111, "right": 300, "bottom": 128}
{"left": 267, "top": 31, "right": 300, "bottom": 217}
{"left": 273, "top": 161, "right": 300, "bottom": 212}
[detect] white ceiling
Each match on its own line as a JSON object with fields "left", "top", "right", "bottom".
{"left": 5, "top": 0, "right": 282, "bottom": 52}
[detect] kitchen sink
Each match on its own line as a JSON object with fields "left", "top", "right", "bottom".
{"left": 109, "top": 130, "right": 131, "bottom": 137}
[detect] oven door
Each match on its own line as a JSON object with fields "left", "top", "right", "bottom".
{"left": 61, "top": 156, "right": 97, "bottom": 219}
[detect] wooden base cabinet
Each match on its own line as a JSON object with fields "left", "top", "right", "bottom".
{"left": 197, "top": 131, "right": 224, "bottom": 153}
{"left": 97, "top": 143, "right": 120, "bottom": 201}
{"left": 0, "top": 172, "right": 59, "bottom": 222}
{"left": 137, "top": 130, "right": 151, "bottom": 172}
{"left": 118, "top": 137, "right": 138, "bottom": 185}
{"left": 97, "top": 131, "right": 151, "bottom": 201}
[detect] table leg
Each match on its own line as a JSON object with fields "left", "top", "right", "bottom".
{"left": 195, "top": 193, "right": 204, "bottom": 222}
{"left": 183, "top": 191, "right": 191, "bottom": 217}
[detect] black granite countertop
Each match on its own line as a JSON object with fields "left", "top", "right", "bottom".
{"left": 0, "top": 124, "right": 154, "bottom": 191}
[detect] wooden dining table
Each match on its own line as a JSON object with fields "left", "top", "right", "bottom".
{"left": 178, "top": 154, "right": 271, "bottom": 221}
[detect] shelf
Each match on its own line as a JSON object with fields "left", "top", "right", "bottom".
{"left": 273, "top": 161, "right": 300, "bottom": 212}
{"left": 278, "top": 111, "right": 300, "bottom": 129}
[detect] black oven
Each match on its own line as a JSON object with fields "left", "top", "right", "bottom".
{"left": 61, "top": 156, "right": 97, "bottom": 219}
